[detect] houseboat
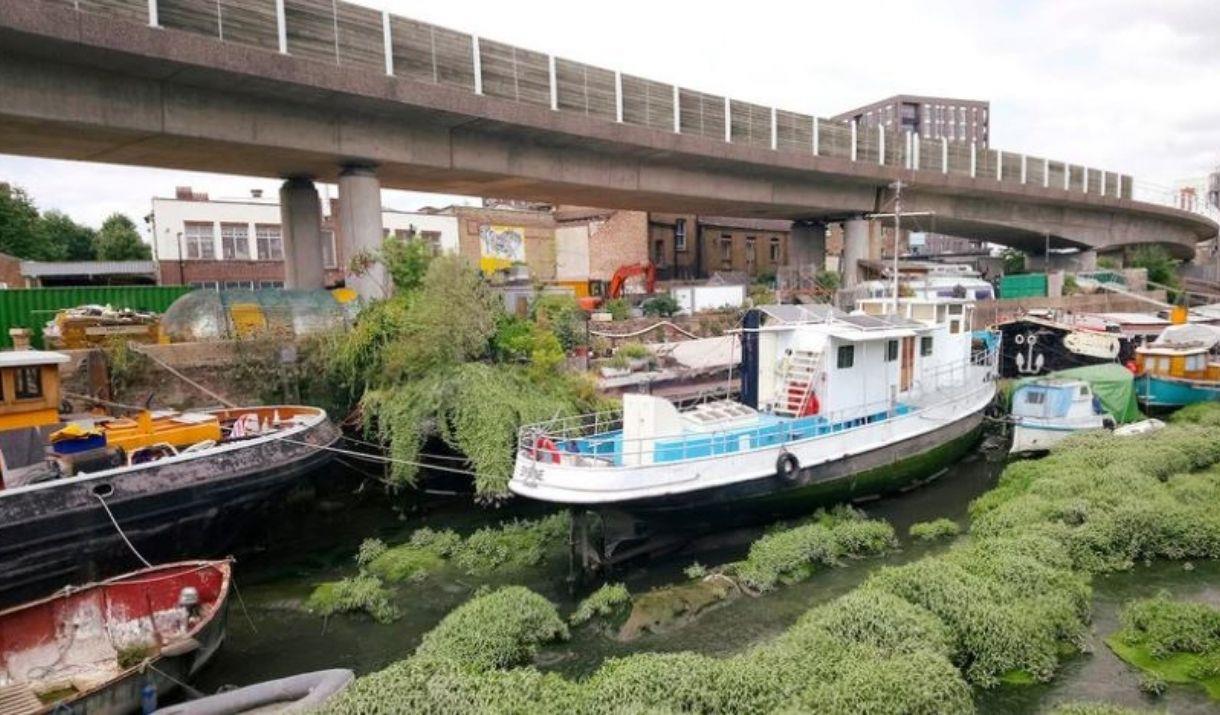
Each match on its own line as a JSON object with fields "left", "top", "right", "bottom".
{"left": 991, "top": 310, "right": 1134, "bottom": 378}
{"left": 1133, "top": 320, "right": 1220, "bottom": 409}
{"left": 510, "top": 296, "right": 999, "bottom": 518}
{"left": 0, "top": 560, "right": 230, "bottom": 715}
{"left": 0, "top": 349, "right": 340, "bottom": 607}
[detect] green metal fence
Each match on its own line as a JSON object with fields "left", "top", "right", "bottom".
{"left": 0, "top": 286, "right": 193, "bottom": 349}
{"left": 999, "top": 273, "right": 1048, "bottom": 300}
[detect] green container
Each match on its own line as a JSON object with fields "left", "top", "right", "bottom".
{"left": 0, "top": 286, "right": 193, "bottom": 349}
{"left": 1000, "top": 273, "right": 1048, "bottom": 300}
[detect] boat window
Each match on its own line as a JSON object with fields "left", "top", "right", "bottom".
{"left": 1079, "top": 386, "right": 1089, "bottom": 396}
{"left": 885, "top": 340, "right": 899, "bottom": 362}
{"left": 1025, "top": 391, "right": 1045, "bottom": 405}
{"left": 15, "top": 366, "right": 41, "bottom": 400}
{"left": 837, "top": 345, "right": 855, "bottom": 369}
{"left": 949, "top": 319, "right": 962, "bottom": 334}
{"left": 949, "top": 304, "right": 964, "bottom": 315}
{"left": 921, "top": 336, "right": 933, "bottom": 356}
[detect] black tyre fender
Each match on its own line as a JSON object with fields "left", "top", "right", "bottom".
{"left": 776, "top": 451, "right": 800, "bottom": 481}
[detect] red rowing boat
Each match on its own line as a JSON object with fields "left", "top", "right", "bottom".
{"left": 0, "top": 560, "right": 231, "bottom": 715}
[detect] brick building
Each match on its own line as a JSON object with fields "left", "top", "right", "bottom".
{"left": 649, "top": 215, "right": 791, "bottom": 280}
{"left": 832, "top": 94, "right": 990, "bottom": 146}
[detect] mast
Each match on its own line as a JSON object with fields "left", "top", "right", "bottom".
{"left": 891, "top": 180, "right": 903, "bottom": 314}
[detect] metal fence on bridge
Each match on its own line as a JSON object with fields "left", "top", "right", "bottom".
{"left": 43, "top": 0, "right": 1185, "bottom": 212}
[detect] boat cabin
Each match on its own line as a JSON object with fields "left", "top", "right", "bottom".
{"left": 1011, "top": 380, "right": 1103, "bottom": 421}
{"left": 1135, "top": 323, "right": 1220, "bottom": 381}
{"left": 0, "top": 350, "right": 68, "bottom": 432}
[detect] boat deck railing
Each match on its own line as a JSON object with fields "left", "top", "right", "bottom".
{"left": 519, "top": 346, "right": 998, "bottom": 468}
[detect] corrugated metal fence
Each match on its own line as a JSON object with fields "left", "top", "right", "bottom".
{"left": 0, "top": 286, "right": 192, "bottom": 348}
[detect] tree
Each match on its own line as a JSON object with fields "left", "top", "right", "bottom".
{"left": 1128, "top": 245, "right": 1178, "bottom": 290}
{"left": 38, "top": 211, "right": 96, "bottom": 261}
{"left": 0, "top": 183, "right": 45, "bottom": 259}
{"left": 1001, "top": 248, "right": 1026, "bottom": 275}
{"left": 94, "top": 213, "right": 152, "bottom": 260}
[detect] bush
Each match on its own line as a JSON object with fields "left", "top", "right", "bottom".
{"left": 734, "top": 513, "right": 895, "bottom": 592}
{"left": 532, "top": 293, "right": 587, "bottom": 351}
{"left": 602, "top": 298, "right": 631, "bottom": 321}
{"left": 570, "top": 582, "right": 631, "bottom": 625}
{"left": 617, "top": 342, "right": 650, "bottom": 360}
{"left": 641, "top": 294, "right": 680, "bottom": 317}
{"left": 909, "top": 518, "right": 962, "bottom": 542}
{"left": 415, "top": 586, "right": 569, "bottom": 671}
{"left": 684, "top": 562, "right": 707, "bottom": 580}
{"left": 1117, "top": 593, "right": 1220, "bottom": 659}
{"left": 306, "top": 574, "right": 399, "bottom": 624}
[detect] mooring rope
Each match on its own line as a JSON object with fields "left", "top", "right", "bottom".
{"left": 93, "top": 492, "right": 153, "bottom": 568}
{"left": 588, "top": 320, "right": 700, "bottom": 339}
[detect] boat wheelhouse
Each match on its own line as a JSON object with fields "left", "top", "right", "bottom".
{"left": 510, "top": 297, "right": 998, "bottom": 514}
{"left": 1134, "top": 322, "right": 1220, "bottom": 409}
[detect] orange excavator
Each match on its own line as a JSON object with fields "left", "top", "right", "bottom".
{"left": 579, "top": 262, "right": 657, "bottom": 311}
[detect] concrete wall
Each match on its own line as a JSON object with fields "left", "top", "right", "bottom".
{"left": 554, "top": 224, "right": 591, "bottom": 280}
{"left": 452, "top": 206, "right": 557, "bottom": 280}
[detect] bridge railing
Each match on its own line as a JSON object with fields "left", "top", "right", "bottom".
{"left": 46, "top": 0, "right": 1217, "bottom": 222}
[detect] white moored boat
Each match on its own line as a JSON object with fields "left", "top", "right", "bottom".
{"left": 510, "top": 295, "right": 998, "bottom": 517}
{"left": 1009, "top": 379, "right": 1114, "bottom": 454}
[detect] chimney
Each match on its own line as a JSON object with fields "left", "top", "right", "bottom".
{"left": 175, "top": 186, "right": 192, "bottom": 200}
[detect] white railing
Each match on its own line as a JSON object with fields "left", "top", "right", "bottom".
{"left": 519, "top": 344, "right": 998, "bottom": 468}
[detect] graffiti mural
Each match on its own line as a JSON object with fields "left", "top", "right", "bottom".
{"left": 478, "top": 224, "right": 526, "bottom": 274}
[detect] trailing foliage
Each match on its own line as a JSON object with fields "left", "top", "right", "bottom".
{"left": 734, "top": 508, "right": 897, "bottom": 591}
{"left": 364, "top": 363, "right": 599, "bottom": 495}
{"left": 909, "top": 517, "right": 963, "bottom": 542}
{"left": 570, "top": 582, "right": 631, "bottom": 626}
{"left": 305, "top": 574, "right": 399, "bottom": 624}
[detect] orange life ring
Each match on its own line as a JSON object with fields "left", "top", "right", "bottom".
{"left": 532, "top": 436, "right": 561, "bottom": 464}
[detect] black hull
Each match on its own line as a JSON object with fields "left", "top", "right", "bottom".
{"left": 0, "top": 418, "right": 339, "bottom": 608}
{"left": 994, "top": 320, "right": 1134, "bottom": 379}
{"left": 597, "top": 408, "right": 985, "bottom": 524}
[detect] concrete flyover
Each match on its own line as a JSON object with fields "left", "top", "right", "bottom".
{"left": 0, "top": 0, "right": 1215, "bottom": 290}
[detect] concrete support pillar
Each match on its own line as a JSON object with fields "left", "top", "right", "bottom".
{"left": 1075, "top": 249, "right": 1097, "bottom": 272}
{"left": 337, "top": 165, "right": 385, "bottom": 298}
{"left": 279, "top": 177, "right": 326, "bottom": 290}
{"left": 841, "top": 217, "right": 869, "bottom": 289}
{"left": 788, "top": 221, "right": 826, "bottom": 274}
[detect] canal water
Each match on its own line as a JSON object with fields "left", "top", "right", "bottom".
{"left": 195, "top": 451, "right": 1219, "bottom": 713}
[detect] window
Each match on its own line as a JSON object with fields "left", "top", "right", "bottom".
{"left": 223, "top": 281, "right": 254, "bottom": 290}
{"left": 420, "top": 230, "right": 443, "bottom": 256}
{"left": 674, "top": 219, "right": 687, "bottom": 251}
{"left": 256, "top": 224, "right": 283, "bottom": 261}
{"left": 394, "top": 228, "right": 414, "bottom": 241}
{"left": 220, "top": 223, "right": 250, "bottom": 260}
{"left": 188, "top": 281, "right": 219, "bottom": 290}
{"left": 745, "top": 237, "right": 756, "bottom": 262}
{"left": 653, "top": 239, "right": 666, "bottom": 265}
{"left": 1079, "top": 386, "right": 1090, "bottom": 396}
{"left": 719, "top": 234, "right": 733, "bottom": 264}
{"left": 14, "top": 366, "right": 41, "bottom": 400}
{"left": 920, "top": 336, "right": 933, "bottom": 356}
{"left": 1186, "top": 353, "right": 1206, "bottom": 372}
{"left": 769, "top": 237, "right": 781, "bottom": 263}
{"left": 259, "top": 280, "right": 284, "bottom": 289}
{"left": 837, "top": 345, "right": 855, "bottom": 369}
{"left": 183, "top": 222, "right": 215, "bottom": 260}
{"left": 1025, "top": 391, "right": 1045, "bottom": 405}
{"left": 949, "top": 319, "right": 962, "bottom": 335}
{"left": 321, "top": 229, "right": 337, "bottom": 269}
{"left": 886, "top": 340, "right": 899, "bottom": 362}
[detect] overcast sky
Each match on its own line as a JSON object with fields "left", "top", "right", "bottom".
{"left": 1, "top": 0, "right": 1217, "bottom": 236}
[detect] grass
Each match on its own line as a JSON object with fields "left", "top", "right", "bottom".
{"left": 1106, "top": 593, "right": 1220, "bottom": 699}
{"left": 570, "top": 583, "right": 631, "bottom": 626}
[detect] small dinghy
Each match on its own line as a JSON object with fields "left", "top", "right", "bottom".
{"left": 0, "top": 560, "right": 230, "bottom": 715}
{"left": 155, "top": 669, "right": 355, "bottom": 714}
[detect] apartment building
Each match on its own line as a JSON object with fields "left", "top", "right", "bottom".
{"left": 831, "top": 94, "right": 990, "bottom": 146}
{"left": 149, "top": 187, "right": 460, "bottom": 289}
{"left": 649, "top": 215, "right": 791, "bottom": 279}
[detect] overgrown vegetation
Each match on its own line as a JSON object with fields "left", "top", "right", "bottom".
{"left": 328, "top": 248, "right": 603, "bottom": 497}
{"left": 641, "top": 294, "right": 681, "bottom": 317}
{"left": 733, "top": 507, "right": 896, "bottom": 592}
{"left": 601, "top": 298, "right": 631, "bottom": 321}
{"left": 321, "top": 406, "right": 1220, "bottom": 714}
{"left": 305, "top": 573, "right": 400, "bottom": 624}
{"left": 1127, "top": 245, "right": 1179, "bottom": 290}
{"left": 908, "top": 518, "right": 962, "bottom": 542}
{"left": 570, "top": 583, "right": 631, "bottom": 626}
{"left": 1107, "top": 593, "right": 1220, "bottom": 698}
